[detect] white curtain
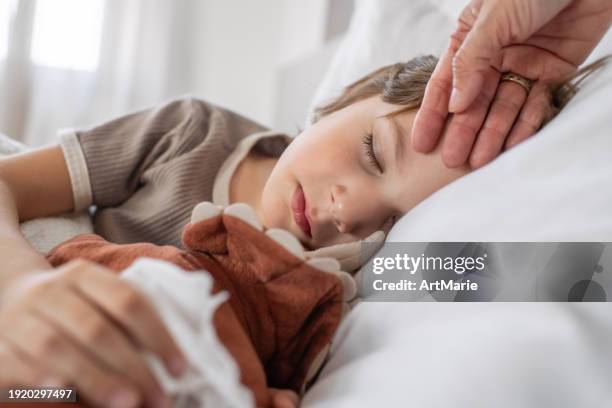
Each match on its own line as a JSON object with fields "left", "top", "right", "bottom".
{"left": 0, "top": 0, "right": 196, "bottom": 146}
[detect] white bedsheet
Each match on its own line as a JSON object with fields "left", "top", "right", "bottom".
{"left": 304, "top": 302, "right": 612, "bottom": 408}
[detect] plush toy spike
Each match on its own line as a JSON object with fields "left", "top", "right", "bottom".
{"left": 191, "top": 201, "right": 222, "bottom": 222}
{"left": 265, "top": 228, "right": 305, "bottom": 259}
{"left": 223, "top": 202, "right": 263, "bottom": 230}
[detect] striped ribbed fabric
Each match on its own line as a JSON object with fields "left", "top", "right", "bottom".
{"left": 73, "top": 97, "right": 289, "bottom": 249}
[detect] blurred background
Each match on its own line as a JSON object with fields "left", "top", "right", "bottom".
{"left": 0, "top": 0, "right": 354, "bottom": 146}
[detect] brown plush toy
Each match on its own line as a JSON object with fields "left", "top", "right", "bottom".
{"left": 46, "top": 202, "right": 358, "bottom": 407}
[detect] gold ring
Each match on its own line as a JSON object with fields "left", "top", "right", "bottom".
{"left": 500, "top": 72, "right": 533, "bottom": 93}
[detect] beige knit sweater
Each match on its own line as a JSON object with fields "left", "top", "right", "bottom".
{"left": 59, "top": 97, "right": 292, "bottom": 249}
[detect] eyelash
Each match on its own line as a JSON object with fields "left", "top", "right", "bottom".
{"left": 361, "top": 133, "right": 383, "bottom": 173}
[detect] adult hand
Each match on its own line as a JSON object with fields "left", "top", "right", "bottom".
{"left": 412, "top": 0, "right": 612, "bottom": 168}
{"left": 0, "top": 259, "right": 187, "bottom": 408}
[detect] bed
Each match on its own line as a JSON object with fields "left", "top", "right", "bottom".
{"left": 5, "top": 0, "right": 612, "bottom": 406}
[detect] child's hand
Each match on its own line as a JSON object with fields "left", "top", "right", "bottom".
{"left": 0, "top": 259, "right": 187, "bottom": 408}
{"left": 269, "top": 388, "right": 300, "bottom": 408}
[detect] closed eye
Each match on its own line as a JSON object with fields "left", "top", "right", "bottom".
{"left": 361, "top": 133, "right": 383, "bottom": 173}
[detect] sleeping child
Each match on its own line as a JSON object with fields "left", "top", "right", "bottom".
{"left": 0, "top": 54, "right": 605, "bottom": 408}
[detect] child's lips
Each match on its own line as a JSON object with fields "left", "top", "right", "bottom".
{"left": 291, "top": 184, "right": 312, "bottom": 239}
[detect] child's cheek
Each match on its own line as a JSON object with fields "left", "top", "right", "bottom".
{"left": 260, "top": 178, "right": 290, "bottom": 231}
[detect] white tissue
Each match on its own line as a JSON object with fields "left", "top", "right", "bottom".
{"left": 121, "top": 258, "right": 253, "bottom": 408}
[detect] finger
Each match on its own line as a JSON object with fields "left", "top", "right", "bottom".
{"left": 0, "top": 340, "right": 58, "bottom": 387}
{"left": 442, "top": 67, "right": 501, "bottom": 168}
{"left": 504, "top": 82, "right": 551, "bottom": 150}
{"left": 3, "top": 312, "right": 140, "bottom": 408}
{"left": 411, "top": 41, "right": 455, "bottom": 153}
{"left": 469, "top": 80, "right": 528, "bottom": 168}
{"left": 65, "top": 263, "right": 187, "bottom": 377}
{"left": 270, "top": 388, "right": 300, "bottom": 408}
{"left": 31, "top": 287, "right": 168, "bottom": 408}
{"left": 448, "top": 3, "right": 502, "bottom": 113}
{"left": 411, "top": 0, "right": 483, "bottom": 153}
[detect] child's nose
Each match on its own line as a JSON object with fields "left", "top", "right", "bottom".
{"left": 330, "top": 184, "right": 373, "bottom": 234}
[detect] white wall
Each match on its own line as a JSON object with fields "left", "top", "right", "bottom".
{"left": 189, "top": 0, "right": 329, "bottom": 127}
{"left": 278, "top": 0, "right": 328, "bottom": 66}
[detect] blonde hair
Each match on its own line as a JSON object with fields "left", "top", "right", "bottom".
{"left": 313, "top": 55, "right": 610, "bottom": 126}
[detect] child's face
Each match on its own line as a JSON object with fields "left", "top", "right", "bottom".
{"left": 260, "top": 96, "right": 468, "bottom": 249}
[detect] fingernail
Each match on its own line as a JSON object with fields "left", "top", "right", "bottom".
{"left": 169, "top": 356, "right": 187, "bottom": 376}
{"left": 449, "top": 88, "right": 460, "bottom": 112}
{"left": 109, "top": 389, "right": 138, "bottom": 408}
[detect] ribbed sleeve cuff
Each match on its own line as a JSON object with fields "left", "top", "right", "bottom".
{"left": 58, "top": 129, "right": 93, "bottom": 211}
